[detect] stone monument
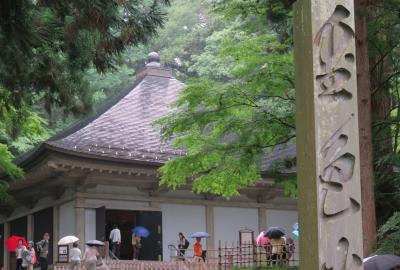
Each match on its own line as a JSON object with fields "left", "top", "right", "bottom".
{"left": 293, "top": 0, "right": 364, "bottom": 269}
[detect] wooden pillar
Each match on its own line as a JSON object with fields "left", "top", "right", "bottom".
{"left": 75, "top": 203, "right": 85, "bottom": 252}
{"left": 258, "top": 208, "right": 266, "bottom": 233}
{"left": 205, "top": 205, "right": 215, "bottom": 252}
{"left": 293, "top": 0, "right": 364, "bottom": 269}
{"left": 27, "top": 215, "right": 34, "bottom": 241}
{"left": 53, "top": 205, "right": 59, "bottom": 263}
{"left": 3, "top": 222, "right": 9, "bottom": 270}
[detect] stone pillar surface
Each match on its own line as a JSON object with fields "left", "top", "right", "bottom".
{"left": 75, "top": 203, "right": 85, "bottom": 253}
{"left": 205, "top": 205, "right": 215, "bottom": 252}
{"left": 293, "top": 0, "right": 364, "bottom": 269}
{"left": 27, "top": 215, "right": 34, "bottom": 241}
{"left": 258, "top": 208, "right": 266, "bottom": 233}
{"left": 3, "top": 222, "right": 9, "bottom": 270}
{"left": 53, "top": 205, "right": 59, "bottom": 263}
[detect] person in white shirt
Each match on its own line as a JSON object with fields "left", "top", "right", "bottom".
{"left": 69, "top": 242, "right": 81, "bottom": 270}
{"left": 109, "top": 224, "right": 121, "bottom": 259}
{"left": 16, "top": 239, "right": 26, "bottom": 270}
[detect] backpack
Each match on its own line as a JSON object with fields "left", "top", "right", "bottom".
{"left": 183, "top": 239, "right": 189, "bottom": 249}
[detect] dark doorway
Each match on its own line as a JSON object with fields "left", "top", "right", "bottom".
{"left": 10, "top": 216, "right": 28, "bottom": 270}
{"left": 105, "top": 210, "right": 136, "bottom": 260}
{"left": 137, "top": 211, "right": 162, "bottom": 261}
{"left": 103, "top": 209, "right": 162, "bottom": 261}
{"left": 0, "top": 223, "right": 4, "bottom": 268}
{"left": 34, "top": 208, "right": 54, "bottom": 265}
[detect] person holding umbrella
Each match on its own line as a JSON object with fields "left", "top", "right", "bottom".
{"left": 83, "top": 243, "right": 100, "bottom": 270}
{"left": 265, "top": 227, "right": 286, "bottom": 265}
{"left": 69, "top": 242, "right": 81, "bottom": 270}
{"left": 131, "top": 233, "right": 141, "bottom": 260}
{"left": 193, "top": 238, "right": 203, "bottom": 262}
{"left": 190, "top": 232, "right": 209, "bottom": 262}
{"left": 131, "top": 226, "right": 149, "bottom": 260}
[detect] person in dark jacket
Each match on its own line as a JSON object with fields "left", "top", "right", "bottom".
{"left": 36, "top": 233, "right": 50, "bottom": 270}
{"left": 177, "top": 233, "right": 189, "bottom": 256}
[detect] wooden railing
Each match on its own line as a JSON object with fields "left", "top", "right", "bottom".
{"left": 54, "top": 260, "right": 218, "bottom": 270}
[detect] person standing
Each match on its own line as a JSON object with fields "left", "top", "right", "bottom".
{"left": 69, "top": 242, "right": 81, "bottom": 270}
{"left": 36, "top": 233, "right": 50, "bottom": 270}
{"left": 109, "top": 225, "right": 121, "bottom": 259}
{"left": 83, "top": 246, "right": 99, "bottom": 270}
{"left": 22, "top": 241, "right": 36, "bottom": 270}
{"left": 177, "top": 233, "right": 189, "bottom": 256}
{"left": 16, "top": 239, "right": 26, "bottom": 270}
{"left": 270, "top": 236, "right": 286, "bottom": 265}
{"left": 131, "top": 233, "right": 141, "bottom": 260}
{"left": 193, "top": 237, "right": 203, "bottom": 262}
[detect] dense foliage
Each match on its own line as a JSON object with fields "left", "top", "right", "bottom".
{"left": 0, "top": 0, "right": 170, "bottom": 201}
{"left": 155, "top": 1, "right": 295, "bottom": 196}
{"left": 366, "top": 0, "right": 400, "bottom": 225}
{"left": 376, "top": 212, "right": 400, "bottom": 255}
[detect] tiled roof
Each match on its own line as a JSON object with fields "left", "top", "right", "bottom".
{"left": 21, "top": 53, "right": 296, "bottom": 171}
{"left": 46, "top": 64, "right": 185, "bottom": 164}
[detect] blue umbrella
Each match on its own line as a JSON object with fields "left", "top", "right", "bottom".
{"left": 190, "top": 232, "right": 210, "bottom": 238}
{"left": 131, "top": 226, "right": 150, "bottom": 238}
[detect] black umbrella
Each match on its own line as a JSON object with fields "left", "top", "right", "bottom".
{"left": 265, "top": 227, "right": 285, "bottom": 239}
{"left": 364, "top": 255, "right": 400, "bottom": 270}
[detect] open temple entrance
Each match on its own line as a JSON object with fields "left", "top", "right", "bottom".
{"left": 98, "top": 209, "right": 162, "bottom": 261}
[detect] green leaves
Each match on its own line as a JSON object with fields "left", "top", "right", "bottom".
{"left": 376, "top": 212, "right": 400, "bottom": 255}
{"left": 0, "top": 0, "right": 171, "bottom": 116}
{"left": 155, "top": 2, "right": 295, "bottom": 197}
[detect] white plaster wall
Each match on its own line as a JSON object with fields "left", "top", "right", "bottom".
{"left": 159, "top": 204, "right": 206, "bottom": 261}
{"left": 85, "top": 209, "right": 96, "bottom": 242}
{"left": 59, "top": 201, "right": 75, "bottom": 238}
{"left": 214, "top": 207, "right": 258, "bottom": 248}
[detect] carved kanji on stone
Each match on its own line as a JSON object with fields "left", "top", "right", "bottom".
{"left": 294, "top": 1, "right": 364, "bottom": 269}
{"left": 315, "top": 4, "right": 363, "bottom": 270}
{"left": 315, "top": 5, "right": 356, "bottom": 100}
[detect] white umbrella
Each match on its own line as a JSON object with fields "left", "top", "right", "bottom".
{"left": 58, "top": 236, "right": 79, "bottom": 245}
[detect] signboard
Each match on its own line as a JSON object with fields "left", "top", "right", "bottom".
{"left": 57, "top": 245, "right": 69, "bottom": 263}
{"left": 239, "top": 228, "right": 254, "bottom": 245}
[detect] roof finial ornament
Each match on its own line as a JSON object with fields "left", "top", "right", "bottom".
{"left": 146, "top": 52, "right": 161, "bottom": 67}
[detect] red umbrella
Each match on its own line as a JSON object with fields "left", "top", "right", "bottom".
{"left": 6, "top": 235, "right": 27, "bottom": 252}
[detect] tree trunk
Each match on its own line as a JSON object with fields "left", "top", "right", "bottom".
{"left": 367, "top": 0, "right": 395, "bottom": 226}
{"left": 355, "top": 0, "right": 377, "bottom": 257}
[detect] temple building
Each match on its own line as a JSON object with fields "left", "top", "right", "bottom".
{"left": 0, "top": 53, "right": 297, "bottom": 269}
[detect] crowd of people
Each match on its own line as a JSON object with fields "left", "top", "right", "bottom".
{"left": 14, "top": 233, "right": 50, "bottom": 270}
